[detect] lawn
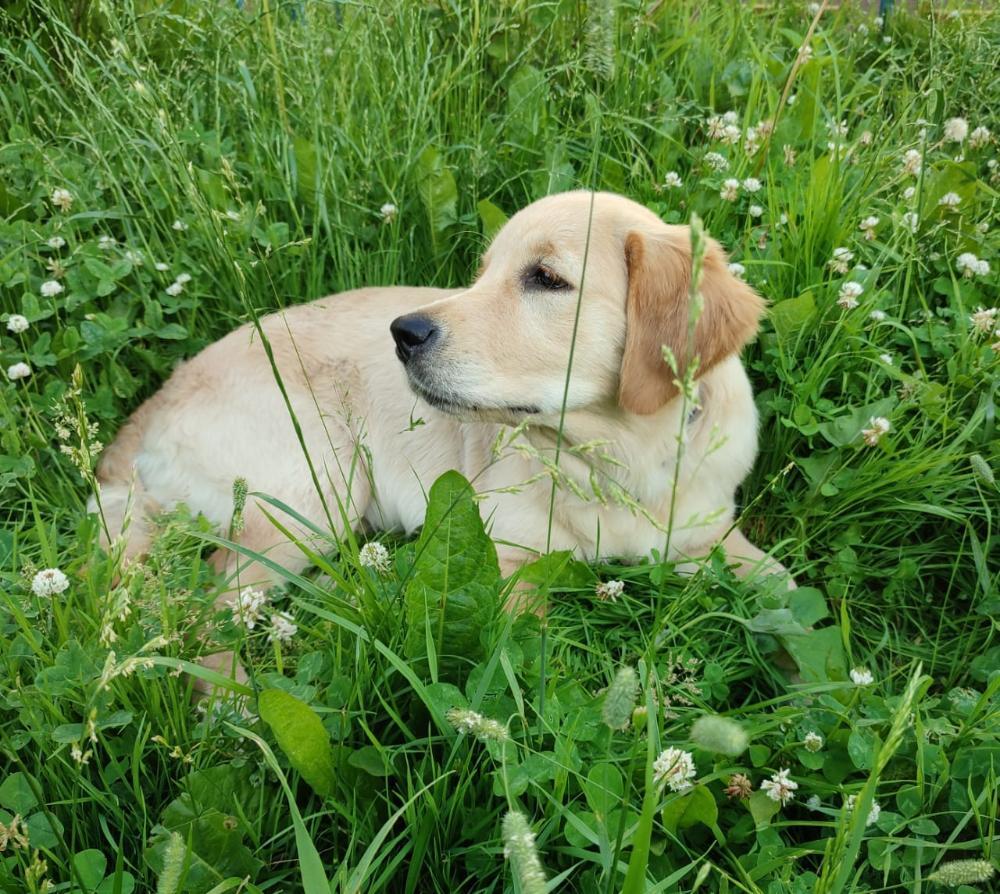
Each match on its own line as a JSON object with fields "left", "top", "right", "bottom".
{"left": 1, "top": 1, "right": 998, "bottom": 892}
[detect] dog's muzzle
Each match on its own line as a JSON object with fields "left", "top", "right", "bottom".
{"left": 390, "top": 314, "right": 440, "bottom": 364}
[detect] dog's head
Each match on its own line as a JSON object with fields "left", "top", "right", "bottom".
{"left": 391, "top": 190, "right": 764, "bottom": 422}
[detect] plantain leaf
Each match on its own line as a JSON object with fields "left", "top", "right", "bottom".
{"left": 258, "top": 689, "right": 336, "bottom": 797}
{"left": 417, "top": 146, "right": 458, "bottom": 251}
{"left": 404, "top": 470, "right": 500, "bottom": 679}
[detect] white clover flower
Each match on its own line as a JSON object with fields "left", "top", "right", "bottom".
{"left": 786, "top": 93, "right": 797, "bottom": 106}
{"left": 901, "top": 149, "right": 922, "bottom": 176}
{"left": 874, "top": 14, "right": 883, "bottom": 26}
{"left": 797, "top": 44, "right": 813, "bottom": 64}
{"left": 719, "top": 124, "right": 741, "bottom": 146}
{"left": 720, "top": 178, "right": 740, "bottom": 202}
{"left": 6, "top": 362, "right": 32, "bottom": 381}
{"left": 40, "top": 279, "right": 64, "bottom": 297}
{"left": 845, "top": 794, "right": 882, "bottom": 825}
{"left": 837, "top": 281, "right": 864, "bottom": 309}
{"left": 860, "top": 417, "right": 890, "bottom": 446}
{"left": 6, "top": 314, "right": 29, "bottom": 334}
{"left": 172, "top": 219, "right": 188, "bottom": 231}
{"left": 446, "top": 707, "right": 510, "bottom": 742}
{"left": 154, "top": 262, "right": 170, "bottom": 272}
{"left": 595, "top": 579, "right": 624, "bottom": 602}
{"left": 175, "top": 272, "right": 192, "bottom": 285}
{"left": 828, "top": 120, "right": 849, "bottom": 138}
{"left": 804, "top": 731, "right": 823, "bottom": 752}
{"left": 728, "top": 262, "right": 746, "bottom": 279}
{"left": 663, "top": 171, "right": 682, "bottom": 189}
{"left": 225, "top": 209, "right": 241, "bottom": 222}
{"left": 706, "top": 115, "right": 727, "bottom": 140}
{"left": 703, "top": 152, "right": 728, "bottom": 171}
{"left": 359, "top": 541, "right": 391, "bottom": 574}
{"left": 743, "top": 128, "right": 761, "bottom": 156}
{"left": 828, "top": 247, "right": 854, "bottom": 274}
{"left": 165, "top": 282, "right": 184, "bottom": 297}
{"left": 98, "top": 235, "right": 116, "bottom": 251}
{"left": 722, "top": 110, "right": 739, "bottom": 126}
{"left": 779, "top": 212, "right": 789, "bottom": 225}
{"left": 228, "top": 587, "right": 269, "bottom": 629}
{"left": 879, "top": 353, "right": 893, "bottom": 365}
{"left": 968, "top": 126, "right": 991, "bottom": 149}
{"left": 859, "top": 215, "right": 879, "bottom": 240}
{"left": 938, "top": 192, "right": 961, "bottom": 208}
{"left": 957, "top": 253, "right": 981, "bottom": 278}
{"left": 742, "top": 177, "right": 762, "bottom": 193}
{"left": 859, "top": 130, "right": 873, "bottom": 146}
{"left": 748, "top": 204, "right": 763, "bottom": 219}
{"left": 943, "top": 117, "right": 968, "bottom": 143}
{"left": 901, "top": 211, "right": 919, "bottom": 233}
{"left": 806, "top": 794, "right": 822, "bottom": 811}
{"left": 882, "top": 35, "right": 891, "bottom": 44}
{"left": 124, "top": 250, "right": 143, "bottom": 266}
{"left": 50, "top": 188, "right": 74, "bottom": 212}
{"left": 902, "top": 186, "right": 916, "bottom": 201}
{"left": 970, "top": 307, "right": 998, "bottom": 334}
{"left": 268, "top": 611, "right": 298, "bottom": 643}
{"left": 46, "top": 235, "right": 66, "bottom": 249}
{"left": 653, "top": 747, "right": 697, "bottom": 793}
{"left": 783, "top": 144, "right": 797, "bottom": 166}
{"left": 869, "top": 309, "right": 887, "bottom": 322}
{"left": 379, "top": 202, "right": 398, "bottom": 222}
{"left": 974, "top": 259, "right": 990, "bottom": 275}
{"left": 807, "top": 2, "right": 820, "bottom": 15}
{"left": 850, "top": 666, "right": 875, "bottom": 685}
{"left": 761, "top": 768, "right": 798, "bottom": 805}
{"left": 32, "top": 568, "right": 70, "bottom": 597}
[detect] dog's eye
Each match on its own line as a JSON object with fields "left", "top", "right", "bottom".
{"left": 528, "top": 266, "right": 569, "bottom": 290}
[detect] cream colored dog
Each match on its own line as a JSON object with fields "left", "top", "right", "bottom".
{"left": 92, "top": 191, "right": 788, "bottom": 626}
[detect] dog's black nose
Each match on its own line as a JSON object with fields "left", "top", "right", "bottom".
{"left": 390, "top": 314, "right": 439, "bottom": 363}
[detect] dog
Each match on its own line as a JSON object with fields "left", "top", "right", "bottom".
{"left": 90, "top": 190, "right": 790, "bottom": 679}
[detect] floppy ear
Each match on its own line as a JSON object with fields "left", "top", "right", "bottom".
{"left": 618, "top": 229, "right": 765, "bottom": 415}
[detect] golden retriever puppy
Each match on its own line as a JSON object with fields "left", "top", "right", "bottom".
{"left": 91, "top": 190, "right": 789, "bottom": 665}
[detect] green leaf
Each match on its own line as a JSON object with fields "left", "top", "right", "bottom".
{"left": 817, "top": 398, "right": 895, "bottom": 448}
{"left": 476, "top": 199, "right": 507, "bottom": 240}
{"left": 417, "top": 146, "right": 458, "bottom": 249}
{"left": 584, "top": 763, "right": 623, "bottom": 819}
{"left": 780, "top": 626, "right": 848, "bottom": 684}
{"left": 347, "top": 745, "right": 393, "bottom": 778}
{"left": 662, "top": 786, "right": 718, "bottom": 835}
{"left": 258, "top": 689, "right": 336, "bottom": 797}
{"left": 788, "top": 588, "right": 829, "bottom": 627}
{"left": 0, "top": 772, "right": 38, "bottom": 814}
{"left": 403, "top": 471, "right": 500, "bottom": 676}
{"left": 747, "top": 789, "right": 781, "bottom": 828}
{"left": 746, "top": 608, "right": 807, "bottom": 637}
{"left": 73, "top": 850, "right": 108, "bottom": 892}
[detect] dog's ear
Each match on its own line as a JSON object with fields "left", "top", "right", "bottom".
{"left": 618, "top": 229, "right": 765, "bottom": 415}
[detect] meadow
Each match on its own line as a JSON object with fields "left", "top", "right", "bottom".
{"left": 0, "top": 1, "right": 998, "bottom": 892}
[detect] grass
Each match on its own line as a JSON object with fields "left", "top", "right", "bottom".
{"left": 1, "top": 1, "right": 998, "bottom": 892}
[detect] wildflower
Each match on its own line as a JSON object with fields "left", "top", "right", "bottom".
{"left": 175, "top": 272, "right": 192, "bottom": 285}
{"left": 837, "top": 281, "right": 864, "bottom": 310}
{"left": 742, "top": 177, "right": 762, "bottom": 193}
{"left": 6, "top": 314, "right": 29, "bottom": 334}
{"left": 797, "top": 44, "right": 813, "bottom": 64}
{"left": 755, "top": 119, "right": 774, "bottom": 139}
{"left": 268, "top": 611, "right": 298, "bottom": 643}
{"left": 172, "top": 219, "right": 188, "bottom": 231}
{"left": 901, "top": 211, "right": 919, "bottom": 233}
{"left": 859, "top": 130, "right": 873, "bottom": 146}
{"left": 359, "top": 541, "right": 391, "bottom": 574}
{"left": 46, "top": 235, "right": 66, "bottom": 249}
{"left": 124, "top": 249, "right": 143, "bottom": 266}
{"left": 98, "top": 235, "right": 116, "bottom": 251}
{"left": 850, "top": 666, "right": 875, "bottom": 685}
{"left": 786, "top": 93, "right": 797, "bottom": 106}
{"left": 828, "top": 247, "right": 854, "bottom": 274}
{"left": 165, "top": 282, "right": 184, "bottom": 297}
{"left": 956, "top": 254, "right": 990, "bottom": 278}
{"left": 902, "top": 149, "right": 922, "bottom": 176}
{"left": 869, "top": 309, "right": 887, "bottom": 322}
{"left": 860, "top": 417, "right": 890, "bottom": 447}
{"left": 858, "top": 215, "right": 879, "bottom": 240}
{"left": 761, "top": 768, "right": 798, "bottom": 805}
{"left": 728, "top": 262, "right": 746, "bottom": 279}
{"left": 722, "top": 110, "right": 739, "bottom": 126}
{"left": 969, "top": 126, "right": 991, "bottom": 149}
{"left": 154, "top": 262, "right": 170, "bottom": 272}
{"left": 0, "top": 814, "right": 29, "bottom": 850}
{"left": 783, "top": 144, "right": 797, "bottom": 166}
{"left": 595, "top": 579, "right": 624, "bottom": 601}
{"left": 40, "top": 279, "right": 64, "bottom": 297}
{"left": 228, "top": 587, "right": 269, "bottom": 629}
{"left": 50, "top": 188, "right": 74, "bottom": 212}
{"left": 6, "top": 362, "right": 32, "bottom": 381}
{"left": 748, "top": 204, "right": 763, "bottom": 219}
{"left": 938, "top": 192, "right": 961, "bottom": 208}
{"left": 653, "top": 747, "right": 697, "bottom": 793}
{"left": 720, "top": 178, "right": 740, "bottom": 202}
{"left": 703, "top": 152, "right": 728, "bottom": 171}
{"left": 602, "top": 666, "right": 639, "bottom": 730}
{"left": 743, "top": 127, "right": 760, "bottom": 156}
{"left": 663, "top": 171, "right": 682, "bottom": 189}
{"left": 706, "top": 115, "right": 727, "bottom": 140}
{"left": 879, "top": 353, "right": 893, "bottom": 365}
{"left": 927, "top": 860, "right": 996, "bottom": 887}
{"left": 779, "top": 213, "right": 788, "bottom": 225}
{"left": 902, "top": 186, "right": 916, "bottom": 201}
{"left": 828, "top": 120, "right": 849, "bottom": 139}
{"left": 501, "top": 811, "right": 547, "bottom": 894}
{"left": 720, "top": 124, "right": 742, "bottom": 145}
{"left": 845, "top": 794, "right": 882, "bottom": 825}
{"left": 31, "top": 568, "right": 70, "bottom": 597}
{"left": 70, "top": 743, "right": 91, "bottom": 765}
{"left": 725, "top": 773, "right": 752, "bottom": 799}
{"left": 943, "top": 117, "right": 968, "bottom": 143}
{"left": 804, "top": 731, "right": 823, "bottom": 752}
{"left": 379, "top": 202, "right": 398, "bottom": 223}
{"left": 446, "top": 707, "right": 510, "bottom": 742}
{"left": 970, "top": 307, "right": 998, "bottom": 334}
{"left": 807, "top": 2, "right": 820, "bottom": 15}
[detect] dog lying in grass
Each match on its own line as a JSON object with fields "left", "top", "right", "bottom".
{"left": 90, "top": 190, "right": 792, "bottom": 682}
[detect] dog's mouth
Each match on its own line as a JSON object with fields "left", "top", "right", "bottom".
{"left": 406, "top": 374, "right": 540, "bottom": 418}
